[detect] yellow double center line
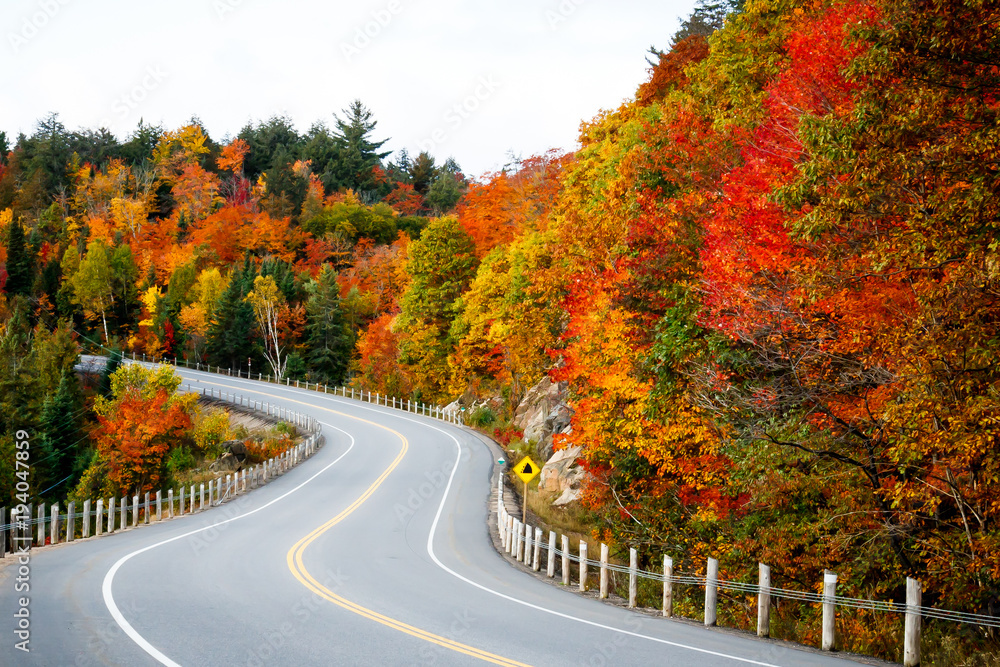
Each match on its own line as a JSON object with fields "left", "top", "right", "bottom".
{"left": 195, "top": 379, "right": 527, "bottom": 665}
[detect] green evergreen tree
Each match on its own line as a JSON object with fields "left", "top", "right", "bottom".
{"left": 305, "top": 265, "right": 352, "bottom": 385}
{"left": 325, "top": 100, "right": 391, "bottom": 199}
{"left": 206, "top": 259, "right": 259, "bottom": 371}
{"left": 37, "top": 372, "right": 84, "bottom": 499}
{"left": 99, "top": 348, "right": 122, "bottom": 398}
{"left": 5, "top": 218, "right": 34, "bottom": 296}
{"left": 409, "top": 152, "right": 436, "bottom": 196}
{"left": 426, "top": 172, "right": 465, "bottom": 215}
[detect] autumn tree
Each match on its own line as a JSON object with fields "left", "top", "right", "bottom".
{"left": 395, "top": 216, "right": 477, "bottom": 399}
{"left": 246, "top": 275, "right": 288, "bottom": 379}
{"left": 451, "top": 231, "right": 567, "bottom": 404}
{"left": 78, "top": 364, "right": 195, "bottom": 497}
{"left": 178, "top": 267, "right": 228, "bottom": 361}
{"left": 69, "top": 241, "right": 115, "bottom": 342}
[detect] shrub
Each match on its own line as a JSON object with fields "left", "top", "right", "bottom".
{"left": 192, "top": 409, "right": 231, "bottom": 458}
{"left": 467, "top": 405, "right": 496, "bottom": 428}
{"left": 166, "top": 446, "right": 196, "bottom": 477}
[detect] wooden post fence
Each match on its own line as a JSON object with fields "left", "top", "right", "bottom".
{"left": 663, "top": 555, "right": 673, "bottom": 617}
{"left": 705, "top": 557, "right": 719, "bottom": 627}
{"left": 758, "top": 563, "right": 771, "bottom": 637}
{"left": 822, "top": 571, "right": 838, "bottom": 651}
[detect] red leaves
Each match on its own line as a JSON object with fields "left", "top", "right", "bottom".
{"left": 93, "top": 389, "right": 192, "bottom": 496}
{"left": 457, "top": 152, "right": 565, "bottom": 258}
{"left": 636, "top": 35, "right": 710, "bottom": 106}
{"left": 383, "top": 182, "right": 424, "bottom": 216}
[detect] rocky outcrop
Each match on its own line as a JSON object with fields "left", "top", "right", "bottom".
{"left": 513, "top": 378, "right": 573, "bottom": 461}
{"left": 539, "top": 444, "right": 585, "bottom": 506}
{"left": 512, "top": 377, "right": 587, "bottom": 506}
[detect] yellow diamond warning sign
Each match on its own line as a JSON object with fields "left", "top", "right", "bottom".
{"left": 514, "top": 455, "right": 541, "bottom": 484}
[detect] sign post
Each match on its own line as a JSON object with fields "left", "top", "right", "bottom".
{"left": 514, "top": 455, "right": 540, "bottom": 524}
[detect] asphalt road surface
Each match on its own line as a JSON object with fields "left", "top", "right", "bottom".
{"left": 0, "top": 369, "right": 874, "bottom": 666}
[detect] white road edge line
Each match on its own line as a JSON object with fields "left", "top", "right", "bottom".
{"left": 422, "top": 425, "right": 783, "bottom": 667}
{"left": 102, "top": 421, "right": 355, "bottom": 667}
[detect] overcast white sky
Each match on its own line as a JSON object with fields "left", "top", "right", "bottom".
{"left": 2, "top": 0, "right": 696, "bottom": 178}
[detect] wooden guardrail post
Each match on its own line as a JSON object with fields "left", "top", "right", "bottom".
{"left": 168, "top": 490, "right": 174, "bottom": 518}
{"left": 132, "top": 495, "right": 139, "bottom": 527}
{"left": 579, "top": 541, "right": 588, "bottom": 592}
{"left": 51, "top": 503, "right": 60, "bottom": 544}
{"left": 499, "top": 506, "right": 506, "bottom": 549}
{"left": 120, "top": 496, "right": 127, "bottom": 531}
{"left": 200, "top": 483, "right": 205, "bottom": 510}
{"left": 499, "top": 508, "right": 507, "bottom": 550}
{"left": 66, "top": 502, "right": 75, "bottom": 542}
{"left": 107, "top": 498, "right": 115, "bottom": 533}
{"left": 663, "top": 555, "right": 673, "bottom": 617}
{"left": 36, "top": 504, "right": 45, "bottom": 546}
{"left": 156, "top": 491, "right": 162, "bottom": 521}
{"left": 533, "top": 528, "right": 542, "bottom": 572}
{"left": 562, "top": 535, "right": 571, "bottom": 586}
{"left": 547, "top": 531, "right": 556, "bottom": 578}
{"left": 82, "top": 500, "right": 90, "bottom": 539}
{"left": 629, "top": 548, "right": 638, "bottom": 608}
{"left": 144, "top": 493, "right": 150, "bottom": 524}
{"left": 599, "top": 543, "right": 610, "bottom": 599}
{"left": 95, "top": 499, "right": 103, "bottom": 536}
{"left": 758, "top": 563, "right": 771, "bottom": 637}
{"left": 904, "top": 577, "right": 922, "bottom": 667}
{"left": 822, "top": 570, "right": 838, "bottom": 651}
{"left": 705, "top": 557, "right": 719, "bottom": 626}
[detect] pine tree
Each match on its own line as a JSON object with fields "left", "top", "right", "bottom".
{"left": 306, "top": 265, "right": 352, "bottom": 385}
{"left": 5, "top": 218, "right": 34, "bottom": 296}
{"left": 206, "top": 259, "right": 258, "bottom": 371}
{"left": 325, "top": 100, "right": 391, "bottom": 198}
{"left": 100, "top": 349, "right": 122, "bottom": 398}
{"left": 37, "top": 372, "right": 84, "bottom": 498}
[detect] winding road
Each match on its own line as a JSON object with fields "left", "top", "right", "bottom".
{"left": 1, "top": 369, "right": 870, "bottom": 666}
